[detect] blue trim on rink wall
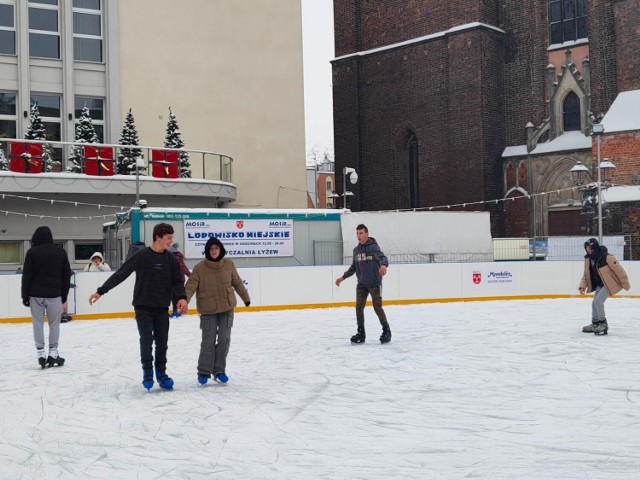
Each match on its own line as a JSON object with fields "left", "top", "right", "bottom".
{"left": 138, "top": 211, "right": 342, "bottom": 221}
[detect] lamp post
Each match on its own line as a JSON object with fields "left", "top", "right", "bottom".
{"left": 570, "top": 123, "right": 615, "bottom": 244}
{"left": 342, "top": 167, "right": 358, "bottom": 209}
{"left": 134, "top": 157, "right": 145, "bottom": 208}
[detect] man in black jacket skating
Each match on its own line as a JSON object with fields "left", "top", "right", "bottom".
{"left": 335, "top": 224, "right": 391, "bottom": 344}
{"left": 89, "top": 223, "right": 188, "bottom": 390}
{"left": 22, "top": 226, "right": 71, "bottom": 368}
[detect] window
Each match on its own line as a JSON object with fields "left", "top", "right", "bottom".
{"left": 0, "top": 2, "right": 15, "bottom": 55}
{"left": 73, "top": 0, "right": 102, "bottom": 62}
{"left": 75, "top": 96, "right": 104, "bottom": 141}
{"left": 74, "top": 243, "right": 103, "bottom": 261}
{"left": 0, "top": 242, "right": 21, "bottom": 264}
{"left": 30, "top": 93, "right": 61, "bottom": 159}
{"left": 563, "top": 91, "right": 581, "bottom": 131}
{"left": 0, "top": 92, "right": 17, "bottom": 157}
{"left": 549, "top": 0, "right": 588, "bottom": 45}
{"left": 28, "top": 1, "right": 60, "bottom": 58}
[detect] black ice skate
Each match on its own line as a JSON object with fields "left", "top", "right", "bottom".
{"left": 592, "top": 320, "right": 608, "bottom": 335}
{"left": 380, "top": 326, "right": 392, "bottom": 344}
{"left": 46, "top": 355, "right": 65, "bottom": 368}
{"left": 350, "top": 326, "right": 366, "bottom": 344}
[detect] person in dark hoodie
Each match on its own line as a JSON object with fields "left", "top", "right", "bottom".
{"left": 168, "top": 242, "right": 190, "bottom": 318}
{"left": 579, "top": 237, "right": 630, "bottom": 335}
{"left": 88, "top": 223, "right": 188, "bottom": 390}
{"left": 185, "top": 237, "right": 250, "bottom": 385}
{"left": 21, "top": 226, "right": 71, "bottom": 368}
{"left": 335, "top": 224, "right": 391, "bottom": 344}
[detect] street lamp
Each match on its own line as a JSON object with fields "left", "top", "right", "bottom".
{"left": 343, "top": 167, "right": 358, "bottom": 208}
{"left": 570, "top": 122, "right": 615, "bottom": 244}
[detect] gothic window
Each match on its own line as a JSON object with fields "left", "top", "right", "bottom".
{"left": 549, "top": 0, "right": 588, "bottom": 45}
{"left": 407, "top": 134, "right": 420, "bottom": 209}
{"left": 562, "top": 91, "right": 581, "bottom": 131}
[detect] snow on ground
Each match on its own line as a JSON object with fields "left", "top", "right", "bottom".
{"left": 1, "top": 298, "right": 640, "bottom": 480}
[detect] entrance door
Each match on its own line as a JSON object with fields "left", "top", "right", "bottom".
{"left": 548, "top": 209, "right": 586, "bottom": 235}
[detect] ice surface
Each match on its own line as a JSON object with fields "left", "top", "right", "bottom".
{"left": 1, "top": 299, "right": 639, "bottom": 479}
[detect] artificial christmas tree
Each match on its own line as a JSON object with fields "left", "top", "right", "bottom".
{"left": 24, "top": 103, "right": 52, "bottom": 172}
{"left": 117, "top": 108, "right": 145, "bottom": 175}
{"left": 66, "top": 106, "right": 99, "bottom": 173}
{"left": 164, "top": 107, "right": 192, "bottom": 178}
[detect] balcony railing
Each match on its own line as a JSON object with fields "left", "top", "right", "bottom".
{"left": 0, "top": 138, "right": 233, "bottom": 183}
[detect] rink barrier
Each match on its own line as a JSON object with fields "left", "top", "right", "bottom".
{"left": 2, "top": 262, "right": 639, "bottom": 323}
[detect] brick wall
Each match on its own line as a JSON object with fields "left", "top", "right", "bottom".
{"left": 613, "top": 0, "right": 640, "bottom": 92}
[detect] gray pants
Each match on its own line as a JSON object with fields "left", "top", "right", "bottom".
{"left": 30, "top": 297, "right": 63, "bottom": 351}
{"left": 198, "top": 310, "right": 234, "bottom": 376}
{"left": 592, "top": 286, "right": 609, "bottom": 322}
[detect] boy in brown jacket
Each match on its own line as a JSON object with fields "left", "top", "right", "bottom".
{"left": 185, "top": 237, "right": 250, "bottom": 385}
{"left": 579, "top": 237, "right": 630, "bottom": 335}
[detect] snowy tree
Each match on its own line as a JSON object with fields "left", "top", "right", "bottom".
{"left": 117, "top": 108, "right": 145, "bottom": 175}
{"left": 25, "top": 103, "right": 53, "bottom": 172}
{"left": 0, "top": 148, "right": 7, "bottom": 171}
{"left": 66, "top": 106, "right": 99, "bottom": 173}
{"left": 164, "top": 107, "right": 191, "bottom": 178}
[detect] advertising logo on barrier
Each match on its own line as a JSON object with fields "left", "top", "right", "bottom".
{"left": 184, "top": 219, "right": 293, "bottom": 259}
{"left": 465, "top": 265, "right": 517, "bottom": 294}
{"left": 472, "top": 271, "right": 482, "bottom": 284}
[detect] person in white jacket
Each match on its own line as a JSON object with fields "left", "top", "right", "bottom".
{"left": 83, "top": 252, "right": 111, "bottom": 272}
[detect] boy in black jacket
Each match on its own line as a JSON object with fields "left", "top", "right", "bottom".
{"left": 22, "top": 226, "right": 71, "bottom": 368}
{"left": 335, "top": 224, "right": 391, "bottom": 344}
{"left": 89, "top": 223, "right": 188, "bottom": 390}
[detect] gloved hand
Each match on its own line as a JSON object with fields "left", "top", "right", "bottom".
{"left": 244, "top": 301, "right": 251, "bottom": 307}
{"left": 22, "top": 298, "right": 30, "bottom": 307}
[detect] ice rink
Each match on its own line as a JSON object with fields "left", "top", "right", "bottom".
{"left": 1, "top": 298, "right": 640, "bottom": 479}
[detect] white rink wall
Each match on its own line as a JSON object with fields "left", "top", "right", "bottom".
{"left": 2, "top": 261, "right": 639, "bottom": 321}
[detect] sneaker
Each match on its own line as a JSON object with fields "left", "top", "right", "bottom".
{"left": 214, "top": 373, "right": 229, "bottom": 384}
{"left": 156, "top": 369, "right": 174, "bottom": 390}
{"left": 198, "top": 374, "right": 210, "bottom": 385}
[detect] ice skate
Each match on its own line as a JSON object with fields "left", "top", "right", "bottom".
{"left": 46, "top": 349, "right": 65, "bottom": 368}
{"left": 350, "top": 326, "right": 366, "bottom": 344}
{"left": 582, "top": 322, "right": 597, "bottom": 333}
{"left": 37, "top": 349, "right": 47, "bottom": 369}
{"left": 156, "top": 369, "right": 174, "bottom": 390}
{"left": 142, "top": 368, "right": 154, "bottom": 390}
{"left": 592, "top": 321, "right": 608, "bottom": 335}
{"left": 198, "top": 374, "right": 210, "bottom": 385}
{"left": 214, "top": 373, "right": 229, "bottom": 384}
{"left": 380, "top": 326, "right": 392, "bottom": 344}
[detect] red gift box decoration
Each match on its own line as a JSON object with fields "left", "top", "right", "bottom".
{"left": 9, "top": 142, "right": 44, "bottom": 174}
{"left": 83, "top": 146, "right": 115, "bottom": 176}
{"left": 151, "top": 150, "right": 179, "bottom": 178}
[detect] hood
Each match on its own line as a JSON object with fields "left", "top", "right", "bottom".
{"left": 204, "top": 237, "right": 227, "bottom": 262}
{"left": 31, "top": 226, "right": 54, "bottom": 246}
{"left": 168, "top": 242, "right": 180, "bottom": 253}
{"left": 584, "top": 238, "right": 607, "bottom": 258}
{"left": 90, "top": 252, "right": 104, "bottom": 261}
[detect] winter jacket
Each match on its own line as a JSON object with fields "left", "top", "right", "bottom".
{"left": 83, "top": 252, "right": 111, "bottom": 272}
{"left": 185, "top": 237, "right": 250, "bottom": 314}
{"left": 96, "top": 247, "right": 186, "bottom": 310}
{"left": 21, "top": 226, "right": 71, "bottom": 301}
{"left": 579, "top": 244, "right": 630, "bottom": 296}
{"left": 342, "top": 237, "right": 389, "bottom": 288}
{"left": 172, "top": 249, "right": 191, "bottom": 280}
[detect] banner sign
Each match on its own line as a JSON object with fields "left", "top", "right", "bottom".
{"left": 463, "top": 264, "right": 518, "bottom": 295}
{"left": 184, "top": 219, "right": 293, "bottom": 259}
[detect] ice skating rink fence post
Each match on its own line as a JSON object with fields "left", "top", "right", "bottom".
{"left": 2, "top": 261, "right": 640, "bottom": 321}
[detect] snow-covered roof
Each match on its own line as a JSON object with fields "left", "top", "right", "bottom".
{"left": 502, "top": 131, "right": 592, "bottom": 158}
{"left": 601, "top": 90, "right": 640, "bottom": 133}
{"left": 602, "top": 185, "right": 640, "bottom": 203}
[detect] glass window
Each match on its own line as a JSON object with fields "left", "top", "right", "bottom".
{"left": 29, "top": 7, "right": 57, "bottom": 31}
{"left": 0, "top": 93, "right": 16, "bottom": 115}
{"left": 0, "top": 3, "right": 15, "bottom": 55}
{"left": 31, "top": 94, "right": 60, "bottom": 117}
{"left": 75, "top": 243, "right": 103, "bottom": 261}
{"left": 0, "top": 120, "right": 17, "bottom": 139}
{"left": 29, "top": 0, "right": 58, "bottom": 5}
{"left": 74, "top": 37, "right": 102, "bottom": 62}
{"left": 73, "top": 0, "right": 100, "bottom": 9}
{"left": 0, "top": 243, "right": 21, "bottom": 264}
{"left": 73, "top": 12, "right": 100, "bottom": 35}
{"left": 29, "top": 32, "right": 59, "bottom": 58}
{"left": 549, "top": 0, "right": 588, "bottom": 44}
{"left": 75, "top": 96, "right": 104, "bottom": 141}
{"left": 563, "top": 91, "right": 581, "bottom": 131}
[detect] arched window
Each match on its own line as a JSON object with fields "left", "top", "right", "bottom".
{"left": 407, "top": 134, "right": 419, "bottom": 208}
{"left": 549, "top": 0, "right": 588, "bottom": 45}
{"left": 563, "top": 91, "right": 581, "bottom": 131}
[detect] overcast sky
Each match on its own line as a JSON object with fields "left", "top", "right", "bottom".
{"left": 301, "top": 0, "right": 334, "bottom": 158}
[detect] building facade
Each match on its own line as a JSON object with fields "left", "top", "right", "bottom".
{"left": 331, "top": 0, "right": 640, "bottom": 238}
{"left": 0, "top": 0, "right": 306, "bottom": 270}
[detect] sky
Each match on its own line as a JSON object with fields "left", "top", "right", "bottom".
{"left": 302, "top": 0, "right": 335, "bottom": 161}
{"left": 2, "top": 299, "right": 640, "bottom": 479}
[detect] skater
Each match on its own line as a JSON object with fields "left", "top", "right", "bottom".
{"left": 21, "top": 226, "right": 71, "bottom": 368}
{"left": 83, "top": 252, "right": 111, "bottom": 272}
{"left": 88, "top": 223, "right": 188, "bottom": 390}
{"left": 579, "top": 237, "right": 630, "bottom": 335}
{"left": 168, "top": 242, "right": 190, "bottom": 318}
{"left": 185, "top": 237, "right": 250, "bottom": 385}
{"left": 335, "top": 224, "right": 391, "bottom": 344}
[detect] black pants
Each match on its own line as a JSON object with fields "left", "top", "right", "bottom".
{"left": 135, "top": 309, "right": 170, "bottom": 371}
{"left": 355, "top": 283, "right": 389, "bottom": 328}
